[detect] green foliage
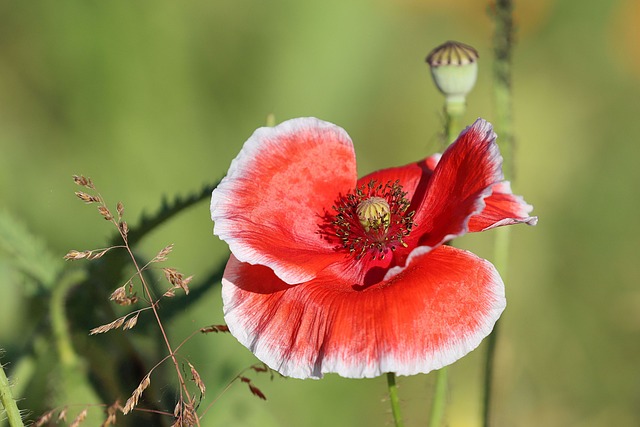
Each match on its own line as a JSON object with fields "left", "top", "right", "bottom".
{"left": 0, "top": 211, "right": 62, "bottom": 294}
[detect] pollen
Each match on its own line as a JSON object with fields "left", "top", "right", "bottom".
{"left": 331, "top": 180, "right": 415, "bottom": 260}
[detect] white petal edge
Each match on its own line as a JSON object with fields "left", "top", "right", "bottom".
{"left": 210, "top": 117, "right": 354, "bottom": 285}
{"left": 222, "top": 249, "right": 506, "bottom": 379}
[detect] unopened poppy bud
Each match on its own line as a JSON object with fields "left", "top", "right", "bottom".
{"left": 426, "top": 41, "right": 478, "bottom": 115}
{"left": 356, "top": 197, "right": 390, "bottom": 233}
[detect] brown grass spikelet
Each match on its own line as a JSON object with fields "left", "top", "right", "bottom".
{"left": 188, "top": 362, "right": 206, "bottom": 396}
{"left": 200, "top": 324, "right": 229, "bottom": 334}
{"left": 163, "top": 268, "right": 179, "bottom": 284}
{"left": 163, "top": 288, "right": 176, "bottom": 298}
{"left": 98, "top": 205, "right": 113, "bottom": 221}
{"left": 73, "top": 174, "right": 95, "bottom": 189}
{"left": 118, "top": 220, "right": 129, "bottom": 236}
{"left": 75, "top": 191, "right": 101, "bottom": 204}
{"left": 57, "top": 406, "right": 68, "bottom": 421}
{"left": 163, "top": 268, "right": 192, "bottom": 295}
{"left": 123, "top": 373, "right": 151, "bottom": 415}
{"left": 182, "top": 399, "right": 198, "bottom": 427}
{"left": 88, "top": 248, "right": 112, "bottom": 259}
{"left": 109, "top": 286, "right": 126, "bottom": 302}
{"left": 240, "top": 376, "right": 267, "bottom": 400}
{"left": 173, "top": 401, "right": 181, "bottom": 418}
{"left": 64, "top": 247, "right": 114, "bottom": 261}
{"left": 69, "top": 408, "right": 88, "bottom": 427}
{"left": 64, "top": 250, "right": 91, "bottom": 260}
{"left": 100, "top": 401, "right": 121, "bottom": 427}
{"left": 109, "top": 283, "right": 138, "bottom": 306}
{"left": 116, "top": 201, "right": 124, "bottom": 221}
{"left": 89, "top": 316, "right": 126, "bottom": 335}
{"left": 34, "top": 409, "right": 54, "bottom": 426}
{"left": 153, "top": 244, "right": 174, "bottom": 263}
{"left": 122, "top": 313, "right": 139, "bottom": 330}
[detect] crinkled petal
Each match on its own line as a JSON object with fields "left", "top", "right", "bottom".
{"left": 356, "top": 154, "right": 441, "bottom": 198}
{"left": 222, "top": 245, "right": 505, "bottom": 379}
{"left": 468, "top": 181, "right": 538, "bottom": 231}
{"left": 211, "top": 117, "right": 357, "bottom": 284}
{"left": 407, "top": 118, "right": 503, "bottom": 249}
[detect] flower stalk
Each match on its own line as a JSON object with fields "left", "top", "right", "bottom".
{"left": 425, "top": 39, "right": 479, "bottom": 427}
{"left": 386, "top": 372, "right": 404, "bottom": 427}
{"left": 484, "top": 1, "right": 515, "bottom": 426}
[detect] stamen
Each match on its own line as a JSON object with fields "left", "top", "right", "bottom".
{"left": 330, "top": 180, "right": 415, "bottom": 260}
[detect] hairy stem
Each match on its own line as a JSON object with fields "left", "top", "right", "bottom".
{"left": 484, "top": 1, "right": 515, "bottom": 426}
{"left": 0, "top": 361, "right": 24, "bottom": 427}
{"left": 386, "top": 372, "right": 404, "bottom": 427}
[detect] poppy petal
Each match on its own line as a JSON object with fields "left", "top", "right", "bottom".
{"left": 468, "top": 181, "right": 538, "bottom": 231}
{"left": 222, "top": 245, "right": 505, "bottom": 379}
{"left": 211, "top": 118, "right": 357, "bottom": 284}
{"left": 356, "top": 154, "right": 441, "bottom": 200}
{"left": 408, "top": 118, "right": 503, "bottom": 248}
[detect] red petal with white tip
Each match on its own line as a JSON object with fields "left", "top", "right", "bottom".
{"left": 408, "top": 118, "right": 503, "bottom": 248}
{"left": 211, "top": 118, "right": 357, "bottom": 284}
{"left": 468, "top": 181, "right": 538, "bottom": 231}
{"left": 222, "top": 245, "right": 505, "bottom": 379}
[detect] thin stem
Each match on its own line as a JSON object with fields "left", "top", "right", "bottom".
{"left": 386, "top": 372, "right": 404, "bottom": 427}
{"left": 483, "top": 226, "right": 510, "bottom": 427}
{"left": 444, "top": 101, "right": 463, "bottom": 145}
{"left": 0, "top": 361, "right": 25, "bottom": 427}
{"left": 124, "top": 243, "right": 199, "bottom": 426}
{"left": 426, "top": 87, "right": 463, "bottom": 427}
{"left": 104, "top": 193, "right": 200, "bottom": 426}
{"left": 492, "top": 0, "right": 515, "bottom": 179}
{"left": 427, "top": 367, "right": 448, "bottom": 427}
{"left": 484, "top": 1, "right": 515, "bottom": 426}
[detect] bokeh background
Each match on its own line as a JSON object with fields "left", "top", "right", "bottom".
{"left": 1, "top": 0, "right": 639, "bottom": 426}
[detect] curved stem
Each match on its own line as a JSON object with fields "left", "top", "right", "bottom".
{"left": 0, "top": 361, "right": 24, "bottom": 427}
{"left": 386, "top": 372, "right": 404, "bottom": 427}
{"left": 51, "top": 269, "right": 87, "bottom": 368}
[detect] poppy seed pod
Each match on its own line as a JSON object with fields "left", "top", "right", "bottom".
{"left": 426, "top": 41, "right": 479, "bottom": 115}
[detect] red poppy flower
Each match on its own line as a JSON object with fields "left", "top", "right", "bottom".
{"left": 211, "top": 117, "right": 536, "bottom": 379}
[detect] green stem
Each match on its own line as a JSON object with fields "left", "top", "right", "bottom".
{"left": 425, "top": 83, "right": 464, "bottom": 427}
{"left": 386, "top": 372, "right": 404, "bottom": 427}
{"left": 483, "top": 226, "right": 510, "bottom": 427}
{"left": 492, "top": 0, "right": 515, "bottom": 180}
{"left": 427, "top": 367, "right": 448, "bottom": 427}
{"left": 484, "top": 1, "right": 515, "bottom": 426}
{"left": 444, "top": 98, "right": 464, "bottom": 145}
{"left": 51, "top": 269, "right": 88, "bottom": 368}
{"left": 0, "top": 360, "right": 25, "bottom": 427}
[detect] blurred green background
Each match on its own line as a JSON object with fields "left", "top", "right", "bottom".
{"left": 1, "top": 0, "right": 639, "bottom": 426}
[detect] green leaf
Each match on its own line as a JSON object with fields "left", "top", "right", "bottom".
{"left": 0, "top": 210, "right": 62, "bottom": 292}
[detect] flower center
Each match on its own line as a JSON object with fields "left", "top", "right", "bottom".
{"left": 332, "top": 180, "right": 415, "bottom": 260}
{"left": 356, "top": 197, "right": 390, "bottom": 232}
